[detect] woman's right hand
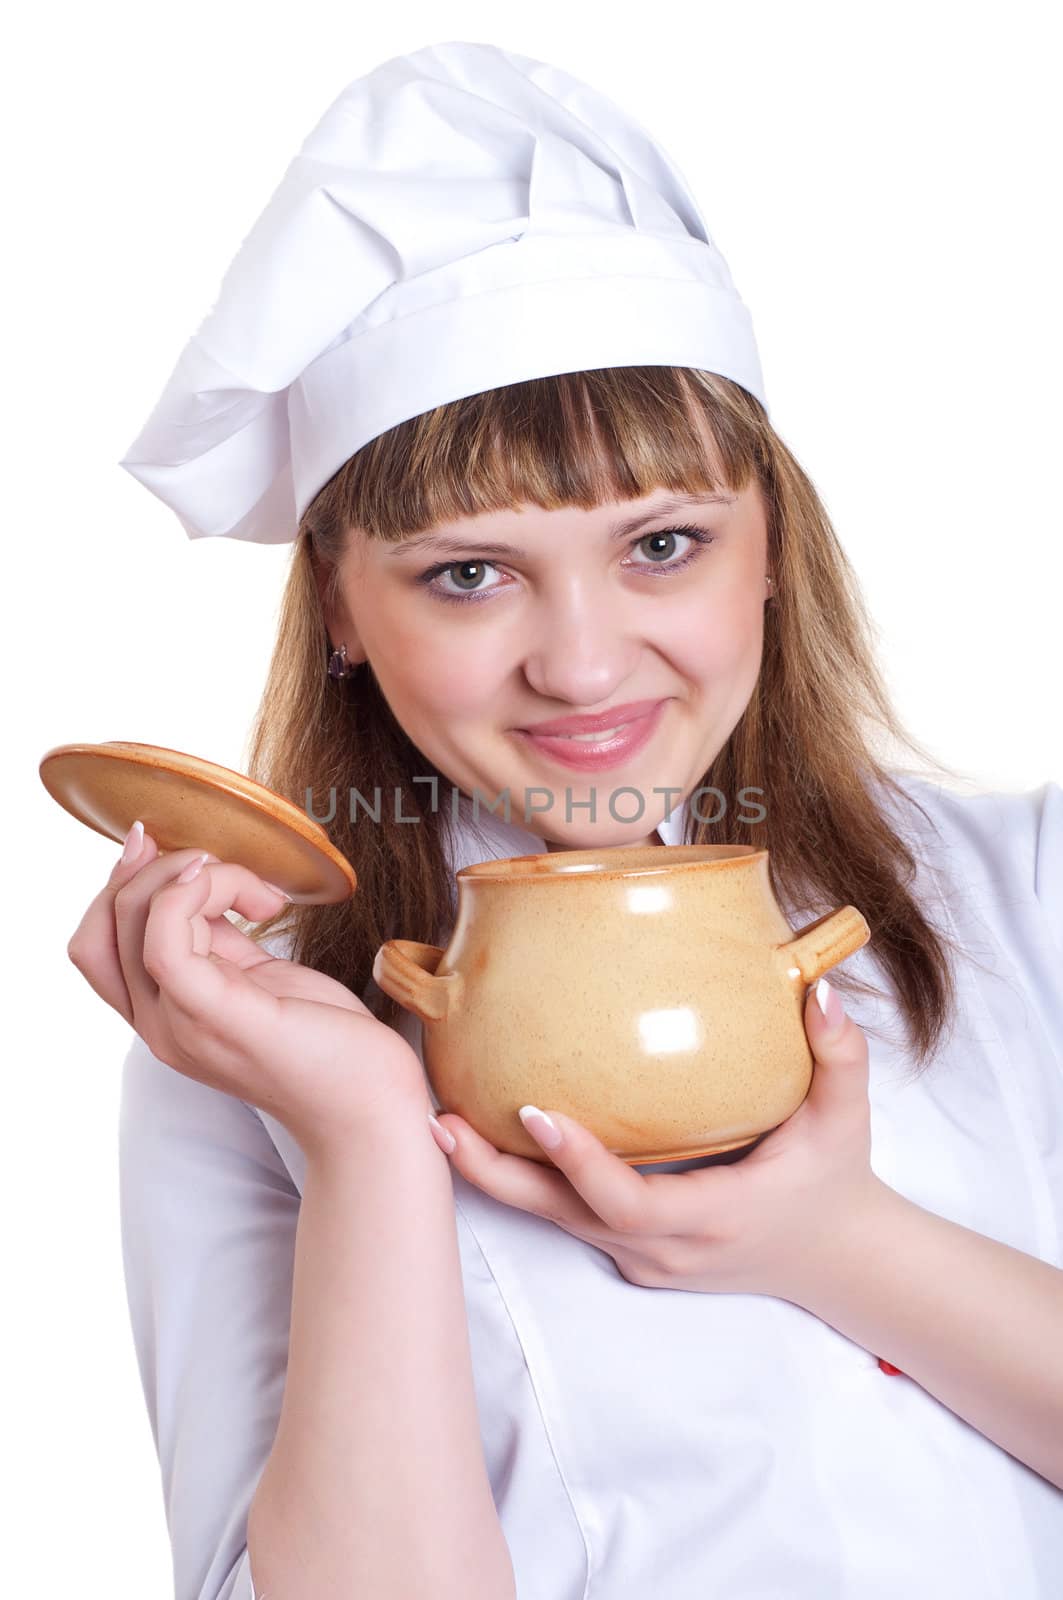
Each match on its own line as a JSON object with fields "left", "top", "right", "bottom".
{"left": 67, "top": 824, "right": 429, "bottom": 1158}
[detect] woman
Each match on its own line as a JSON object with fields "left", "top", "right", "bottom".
{"left": 70, "top": 41, "right": 1063, "bottom": 1600}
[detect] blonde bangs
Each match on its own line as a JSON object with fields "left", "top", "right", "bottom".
{"left": 315, "top": 367, "right": 762, "bottom": 545}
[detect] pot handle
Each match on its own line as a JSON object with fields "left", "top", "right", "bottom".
{"left": 372, "top": 940, "right": 461, "bottom": 1024}
{"left": 778, "top": 905, "right": 870, "bottom": 984}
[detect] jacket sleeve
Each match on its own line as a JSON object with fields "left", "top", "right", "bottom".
{"left": 119, "top": 1028, "right": 301, "bottom": 1600}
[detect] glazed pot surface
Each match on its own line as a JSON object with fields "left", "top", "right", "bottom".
{"left": 374, "top": 844, "right": 869, "bottom": 1164}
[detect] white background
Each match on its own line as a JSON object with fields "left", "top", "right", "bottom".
{"left": 7, "top": 2, "right": 1061, "bottom": 1593}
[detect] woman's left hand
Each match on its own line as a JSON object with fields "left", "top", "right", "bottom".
{"left": 432, "top": 978, "right": 892, "bottom": 1303}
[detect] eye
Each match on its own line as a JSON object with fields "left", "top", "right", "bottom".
{"left": 412, "top": 556, "right": 512, "bottom": 605}
{"left": 415, "top": 523, "right": 716, "bottom": 606}
{"left": 626, "top": 524, "right": 715, "bottom": 572}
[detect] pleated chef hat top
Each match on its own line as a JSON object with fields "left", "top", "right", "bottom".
{"left": 119, "top": 40, "right": 768, "bottom": 545}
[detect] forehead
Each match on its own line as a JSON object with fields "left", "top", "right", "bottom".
{"left": 362, "top": 491, "right": 753, "bottom": 573}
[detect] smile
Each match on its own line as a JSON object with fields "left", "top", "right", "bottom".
{"left": 513, "top": 700, "right": 668, "bottom": 772}
{"left": 553, "top": 723, "right": 633, "bottom": 742}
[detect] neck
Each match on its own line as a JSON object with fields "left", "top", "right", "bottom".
{"left": 544, "top": 829, "right": 663, "bottom": 853}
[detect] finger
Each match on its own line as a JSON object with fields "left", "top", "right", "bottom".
{"left": 67, "top": 823, "right": 164, "bottom": 1023}
{"left": 192, "top": 909, "right": 289, "bottom": 969}
{"left": 112, "top": 846, "right": 231, "bottom": 1019}
{"left": 802, "top": 978, "right": 869, "bottom": 1105}
{"left": 139, "top": 859, "right": 290, "bottom": 1030}
{"left": 449, "top": 1106, "right": 670, "bottom": 1239}
{"left": 436, "top": 1112, "right": 621, "bottom": 1243}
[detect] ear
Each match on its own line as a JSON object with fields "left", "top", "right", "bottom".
{"left": 311, "top": 550, "right": 368, "bottom": 666}
{"left": 309, "top": 546, "right": 336, "bottom": 612}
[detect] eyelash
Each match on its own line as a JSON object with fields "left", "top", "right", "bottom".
{"left": 414, "top": 523, "right": 717, "bottom": 606}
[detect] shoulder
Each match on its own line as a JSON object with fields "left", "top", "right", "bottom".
{"left": 878, "top": 769, "right": 1062, "bottom": 952}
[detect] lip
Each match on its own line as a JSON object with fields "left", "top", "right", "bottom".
{"left": 517, "top": 698, "right": 666, "bottom": 736}
{"left": 513, "top": 698, "right": 669, "bottom": 773}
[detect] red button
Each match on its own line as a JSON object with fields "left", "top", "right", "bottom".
{"left": 877, "top": 1358, "right": 906, "bottom": 1376}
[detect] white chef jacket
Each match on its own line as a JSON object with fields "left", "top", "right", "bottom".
{"left": 118, "top": 771, "right": 1063, "bottom": 1599}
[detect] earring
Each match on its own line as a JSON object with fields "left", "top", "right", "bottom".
{"left": 327, "top": 642, "right": 356, "bottom": 680}
{"left": 765, "top": 575, "right": 774, "bottom": 592}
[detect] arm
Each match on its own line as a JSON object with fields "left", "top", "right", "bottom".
{"left": 246, "top": 1104, "right": 516, "bottom": 1599}
{"left": 784, "top": 1182, "right": 1063, "bottom": 1491}
{"left": 119, "top": 1031, "right": 515, "bottom": 1600}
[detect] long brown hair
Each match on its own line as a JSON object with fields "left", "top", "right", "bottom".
{"left": 239, "top": 366, "right": 970, "bottom": 1073}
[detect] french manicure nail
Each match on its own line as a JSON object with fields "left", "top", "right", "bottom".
{"left": 815, "top": 977, "right": 845, "bottom": 1028}
{"left": 120, "top": 820, "right": 145, "bottom": 865}
{"left": 262, "top": 880, "right": 293, "bottom": 902}
{"left": 519, "top": 1105, "right": 563, "bottom": 1150}
{"left": 428, "top": 1112, "right": 456, "bottom": 1154}
{"left": 176, "top": 853, "right": 209, "bottom": 884}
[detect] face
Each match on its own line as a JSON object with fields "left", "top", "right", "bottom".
{"left": 319, "top": 450, "right": 771, "bottom": 851}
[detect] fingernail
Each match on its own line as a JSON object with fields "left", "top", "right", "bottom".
{"left": 428, "top": 1112, "right": 456, "bottom": 1154}
{"left": 815, "top": 977, "right": 845, "bottom": 1029}
{"left": 176, "top": 853, "right": 209, "bottom": 884}
{"left": 120, "top": 820, "right": 145, "bottom": 865}
{"left": 262, "top": 880, "right": 293, "bottom": 902}
{"left": 519, "top": 1105, "right": 563, "bottom": 1150}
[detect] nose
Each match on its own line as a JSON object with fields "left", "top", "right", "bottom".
{"left": 521, "top": 581, "right": 640, "bottom": 706}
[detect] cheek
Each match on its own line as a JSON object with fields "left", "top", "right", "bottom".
{"left": 369, "top": 608, "right": 508, "bottom": 719}
{"left": 666, "top": 593, "right": 763, "bottom": 679}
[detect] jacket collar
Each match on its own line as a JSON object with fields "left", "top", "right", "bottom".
{"left": 445, "top": 789, "right": 692, "bottom": 874}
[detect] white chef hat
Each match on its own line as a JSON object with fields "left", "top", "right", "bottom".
{"left": 119, "top": 39, "right": 768, "bottom": 545}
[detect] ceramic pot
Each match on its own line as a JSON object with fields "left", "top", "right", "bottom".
{"left": 373, "top": 844, "right": 869, "bottom": 1165}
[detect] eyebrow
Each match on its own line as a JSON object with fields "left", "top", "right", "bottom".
{"left": 386, "top": 492, "right": 738, "bottom": 560}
